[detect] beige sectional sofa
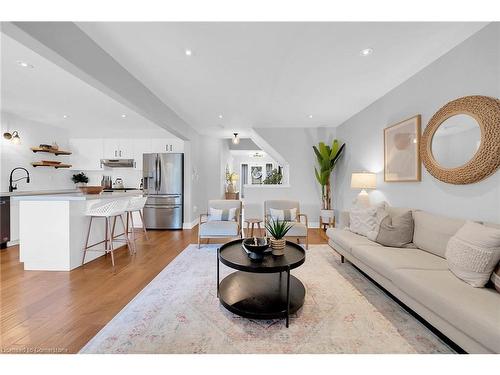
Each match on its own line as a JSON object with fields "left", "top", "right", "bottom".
{"left": 326, "top": 207, "right": 500, "bottom": 354}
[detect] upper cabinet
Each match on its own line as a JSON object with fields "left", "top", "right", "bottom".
{"left": 69, "top": 138, "right": 103, "bottom": 170}
{"left": 151, "top": 138, "right": 184, "bottom": 153}
{"left": 103, "top": 139, "right": 136, "bottom": 159}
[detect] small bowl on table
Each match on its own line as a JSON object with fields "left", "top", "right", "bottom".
{"left": 78, "top": 186, "right": 103, "bottom": 195}
{"left": 242, "top": 237, "right": 270, "bottom": 261}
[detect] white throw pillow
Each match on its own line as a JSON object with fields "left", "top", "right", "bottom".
{"left": 445, "top": 221, "right": 500, "bottom": 287}
{"left": 208, "top": 207, "right": 236, "bottom": 222}
{"left": 349, "top": 206, "right": 377, "bottom": 237}
{"left": 270, "top": 207, "right": 297, "bottom": 222}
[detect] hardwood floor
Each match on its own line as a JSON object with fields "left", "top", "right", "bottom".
{"left": 0, "top": 226, "right": 327, "bottom": 354}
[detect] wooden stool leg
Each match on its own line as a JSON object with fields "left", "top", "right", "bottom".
{"left": 130, "top": 211, "right": 137, "bottom": 254}
{"left": 107, "top": 217, "right": 115, "bottom": 267}
{"left": 139, "top": 210, "right": 148, "bottom": 240}
{"left": 119, "top": 214, "right": 133, "bottom": 255}
{"left": 82, "top": 216, "right": 93, "bottom": 265}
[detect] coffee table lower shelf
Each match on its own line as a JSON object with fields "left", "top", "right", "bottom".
{"left": 218, "top": 271, "right": 305, "bottom": 324}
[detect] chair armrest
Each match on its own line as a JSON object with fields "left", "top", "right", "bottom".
{"left": 199, "top": 213, "right": 208, "bottom": 225}
{"left": 297, "top": 213, "right": 308, "bottom": 228}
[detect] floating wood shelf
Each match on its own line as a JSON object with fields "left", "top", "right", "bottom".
{"left": 31, "top": 162, "right": 72, "bottom": 169}
{"left": 31, "top": 147, "right": 72, "bottom": 156}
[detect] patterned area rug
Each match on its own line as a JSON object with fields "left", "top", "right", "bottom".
{"left": 80, "top": 244, "right": 453, "bottom": 353}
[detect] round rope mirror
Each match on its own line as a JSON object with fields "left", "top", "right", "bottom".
{"left": 420, "top": 95, "right": 500, "bottom": 184}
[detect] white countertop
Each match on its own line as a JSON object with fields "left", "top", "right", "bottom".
{"left": 12, "top": 191, "right": 144, "bottom": 201}
{"left": 0, "top": 189, "right": 80, "bottom": 197}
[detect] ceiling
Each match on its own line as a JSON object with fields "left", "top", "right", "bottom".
{"left": 77, "top": 22, "right": 487, "bottom": 134}
{"left": 0, "top": 33, "right": 174, "bottom": 138}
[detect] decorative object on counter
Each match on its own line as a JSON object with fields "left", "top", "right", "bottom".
{"left": 113, "top": 178, "right": 124, "bottom": 189}
{"left": 224, "top": 165, "right": 239, "bottom": 193}
{"left": 3, "top": 130, "right": 21, "bottom": 144}
{"left": 72, "top": 172, "right": 89, "bottom": 187}
{"left": 242, "top": 237, "right": 270, "bottom": 261}
{"left": 421, "top": 95, "right": 500, "bottom": 185}
{"left": 313, "top": 139, "right": 345, "bottom": 223}
{"left": 351, "top": 172, "right": 377, "bottom": 208}
{"left": 101, "top": 175, "right": 112, "bottom": 189}
{"left": 263, "top": 168, "right": 283, "bottom": 184}
{"left": 265, "top": 218, "right": 293, "bottom": 256}
{"left": 31, "top": 146, "right": 71, "bottom": 155}
{"left": 9, "top": 167, "right": 30, "bottom": 192}
{"left": 78, "top": 186, "right": 104, "bottom": 195}
{"left": 384, "top": 115, "right": 421, "bottom": 182}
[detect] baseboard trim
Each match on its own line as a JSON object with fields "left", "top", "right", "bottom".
{"left": 182, "top": 219, "right": 199, "bottom": 229}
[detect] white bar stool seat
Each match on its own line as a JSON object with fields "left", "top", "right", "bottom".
{"left": 125, "top": 196, "right": 148, "bottom": 253}
{"left": 82, "top": 198, "right": 132, "bottom": 268}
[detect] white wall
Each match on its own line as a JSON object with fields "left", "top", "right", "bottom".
{"left": 333, "top": 23, "right": 500, "bottom": 223}
{"left": 245, "top": 127, "right": 337, "bottom": 224}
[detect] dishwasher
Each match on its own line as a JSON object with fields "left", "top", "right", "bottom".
{"left": 0, "top": 196, "right": 10, "bottom": 249}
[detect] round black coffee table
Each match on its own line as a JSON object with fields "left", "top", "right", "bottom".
{"left": 217, "top": 239, "right": 306, "bottom": 327}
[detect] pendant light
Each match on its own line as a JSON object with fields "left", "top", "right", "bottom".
{"left": 232, "top": 133, "right": 240, "bottom": 145}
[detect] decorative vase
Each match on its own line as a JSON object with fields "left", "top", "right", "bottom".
{"left": 270, "top": 238, "right": 286, "bottom": 256}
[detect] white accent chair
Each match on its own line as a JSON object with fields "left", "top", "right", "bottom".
{"left": 264, "top": 200, "right": 309, "bottom": 249}
{"left": 198, "top": 200, "right": 242, "bottom": 248}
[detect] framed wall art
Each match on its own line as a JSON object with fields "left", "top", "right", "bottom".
{"left": 384, "top": 115, "right": 421, "bottom": 182}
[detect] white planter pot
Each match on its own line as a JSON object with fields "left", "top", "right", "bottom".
{"left": 320, "top": 209, "right": 334, "bottom": 221}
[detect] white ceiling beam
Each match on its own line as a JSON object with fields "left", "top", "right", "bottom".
{"left": 2, "top": 21, "right": 196, "bottom": 140}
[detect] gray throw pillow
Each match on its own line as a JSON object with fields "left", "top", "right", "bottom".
{"left": 375, "top": 211, "right": 414, "bottom": 248}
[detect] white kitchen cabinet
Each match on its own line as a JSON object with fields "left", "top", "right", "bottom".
{"left": 133, "top": 139, "right": 152, "bottom": 170}
{"left": 151, "top": 138, "right": 184, "bottom": 153}
{"left": 69, "top": 138, "right": 103, "bottom": 170}
{"left": 103, "top": 139, "right": 136, "bottom": 159}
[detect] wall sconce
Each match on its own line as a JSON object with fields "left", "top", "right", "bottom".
{"left": 232, "top": 133, "right": 240, "bottom": 145}
{"left": 3, "top": 131, "right": 21, "bottom": 144}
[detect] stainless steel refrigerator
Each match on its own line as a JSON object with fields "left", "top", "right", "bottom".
{"left": 142, "top": 153, "right": 184, "bottom": 229}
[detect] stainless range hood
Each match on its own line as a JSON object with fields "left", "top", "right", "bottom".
{"left": 100, "top": 159, "right": 135, "bottom": 168}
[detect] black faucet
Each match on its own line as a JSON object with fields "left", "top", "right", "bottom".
{"left": 9, "top": 167, "right": 31, "bottom": 192}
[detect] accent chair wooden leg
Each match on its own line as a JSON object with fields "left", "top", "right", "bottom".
{"left": 306, "top": 235, "right": 309, "bottom": 250}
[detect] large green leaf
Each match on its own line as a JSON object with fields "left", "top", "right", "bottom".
{"left": 330, "top": 139, "right": 339, "bottom": 160}
{"left": 318, "top": 142, "right": 330, "bottom": 161}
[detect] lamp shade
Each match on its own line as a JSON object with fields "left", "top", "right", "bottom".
{"left": 351, "top": 172, "right": 376, "bottom": 189}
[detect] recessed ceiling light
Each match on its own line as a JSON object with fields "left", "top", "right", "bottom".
{"left": 359, "top": 48, "right": 374, "bottom": 57}
{"left": 308, "top": 115, "right": 313, "bottom": 119}
{"left": 218, "top": 114, "right": 223, "bottom": 119}
{"left": 63, "top": 115, "right": 69, "bottom": 119}
{"left": 185, "top": 49, "right": 193, "bottom": 56}
{"left": 121, "top": 114, "right": 127, "bottom": 118}
{"left": 17, "top": 60, "right": 34, "bottom": 69}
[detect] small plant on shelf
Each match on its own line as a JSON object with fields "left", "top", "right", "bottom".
{"left": 265, "top": 218, "right": 293, "bottom": 256}
{"left": 71, "top": 172, "right": 89, "bottom": 187}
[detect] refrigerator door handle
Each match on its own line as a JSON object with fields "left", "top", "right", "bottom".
{"left": 158, "top": 156, "right": 162, "bottom": 191}
{"left": 155, "top": 154, "right": 159, "bottom": 192}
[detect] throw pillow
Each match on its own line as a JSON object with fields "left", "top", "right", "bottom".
{"left": 445, "top": 221, "right": 500, "bottom": 287}
{"left": 208, "top": 207, "right": 236, "bottom": 221}
{"left": 349, "top": 206, "right": 377, "bottom": 237}
{"left": 375, "top": 211, "right": 415, "bottom": 248}
{"left": 269, "top": 207, "right": 297, "bottom": 222}
{"left": 490, "top": 262, "right": 500, "bottom": 293}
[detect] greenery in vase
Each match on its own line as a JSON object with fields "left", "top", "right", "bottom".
{"left": 265, "top": 218, "right": 293, "bottom": 240}
{"left": 313, "top": 139, "right": 345, "bottom": 210}
{"left": 71, "top": 172, "right": 89, "bottom": 184}
{"left": 263, "top": 168, "right": 283, "bottom": 185}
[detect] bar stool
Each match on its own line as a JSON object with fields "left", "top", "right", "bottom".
{"left": 82, "top": 198, "right": 132, "bottom": 267}
{"left": 125, "top": 196, "right": 148, "bottom": 253}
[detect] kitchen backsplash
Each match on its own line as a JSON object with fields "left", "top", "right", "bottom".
{"left": 82, "top": 169, "right": 143, "bottom": 188}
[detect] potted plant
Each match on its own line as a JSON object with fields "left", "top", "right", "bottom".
{"left": 71, "top": 172, "right": 89, "bottom": 188}
{"left": 265, "top": 218, "right": 293, "bottom": 256}
{"left": 313, "top": 140, "right": 345, "bottom": 223}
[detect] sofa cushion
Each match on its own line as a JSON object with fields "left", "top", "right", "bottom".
{"left": 375, "top": 211, "right": 415, "bottom": 248}
{"left": 326, "top": 228, "right": 381, "bottom": 253}
{"left": 445, "top": 221, "right": 500, "bottom": 287}
{"left": 351, "top": 245, "right": 448, "bottom": 277}
{"left": 349, "top": 206, "right": 377, "bottom": 236}
{"left": 199, "top": 221, "right": 239, "bottom": 236}
{"left": 392, "top": 268, "right": 500, "bottom": 353}
{"left": 413, "top": 211, "right": 465, "bottom": 258}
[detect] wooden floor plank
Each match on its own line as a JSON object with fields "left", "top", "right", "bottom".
{"left": 1, "top": 226, "right": 327, "bottom": 353}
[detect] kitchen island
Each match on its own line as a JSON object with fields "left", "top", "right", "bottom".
{"left": 14, "top": 191, "right": 143, "bottom": 271}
